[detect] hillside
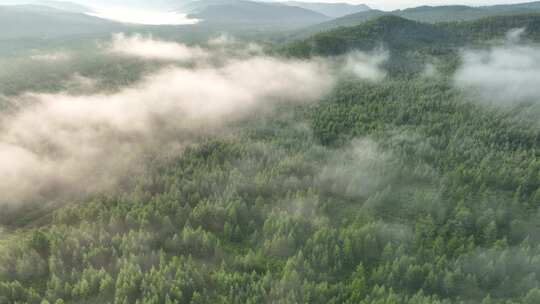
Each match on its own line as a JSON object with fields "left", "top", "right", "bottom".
{"left": 286, "top": 14, "right": 540, "bottom": 58}
{"left": 283, "top": 1, "right": 370, "bottom": 18}
{"left": 0, "top": 5, "right": 121, "bottom": 40}
{"left": 444, "top": 13, "right": 540, "bottom": 43}
{"left": 298, "top": 1, "right": 540, "bottom": 37}
{"left": 283, "top": 13, "right": 540, "bottom": 78}
{"left": 285, "top": 15, "right": 451, "bottom": 58}
{"left": 184, "top": 0, "right": 330, "bottom": 28}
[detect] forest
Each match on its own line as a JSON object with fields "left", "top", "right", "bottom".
{"left": 0, "top": 5, "right": 539, "bottom": 304}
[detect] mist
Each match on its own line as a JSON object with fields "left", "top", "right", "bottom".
{"left": 317, "top": 138, "right": 396, "bottom": 199}
{"left": 0, "top": 36, "right": 335, "bottom": 207}
{"left": 30, "top": 52, "right": 71, "bottom": 62}
{"left": 455, "top": 29, "right": 540, "bottom": 106}
{"left": 108, "top": 33, "right": 209, "bottom": 61}
{"left": 343, "top": 50, "right": 388, "bottom": 81}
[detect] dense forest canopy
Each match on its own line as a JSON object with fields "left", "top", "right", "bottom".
{"left": 0, "top": 2, "right": 539, "bottom": 304}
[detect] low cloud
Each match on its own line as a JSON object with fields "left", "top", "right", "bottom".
{"left": 0, "top": 34, "right": 392, "bottom": 208}
{"left": 506, "top": 27, "right": 526, "bottom": 44}
{"left": 109, "top": 33, "right": 209, "bottom": 61}
{"left": 0, "top": 44, "right": 334, "bottom": 206}
{"left": 208, "top": 34, "right": 264, "bottom": 56}
{"left": 63, "top": 74, "right": 99, "bottom": 94}
{"left": 208, "top": 34, "right": 238, "bottom": 47}
{"left": 30, "top": 51, "right": 71, "bottom": 62}
{"left": 343, "top": 50, "right": 388, "bottom": 82}
{"left": 455, "top": 29, "right": 540, "bottom": 105}
{"left": 316, "top": 133, "right": 444, "bottom": 219}
{"left": 317, "top": 139, "right": 397, "bottom": 199}
{"left": 421, "top": 63, "right": 439, "bottom": 78}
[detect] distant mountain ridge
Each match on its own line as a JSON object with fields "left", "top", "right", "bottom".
{"left": 285, "top": 14, "right": 540, "bottom": 58}
{"left": 182, "top": 0, "right": 330, "bottom": 28}
{"left": 3, "top": 0, "right": 540, "bottom": 40}
{"left": 0, "top": 4, "right": 120, "bottom": 40}
{"left": 297, "top": 0, "right": 540, "bottom": 37}
{"left": 282, "top": 1, "right": 370, "bottom": 18}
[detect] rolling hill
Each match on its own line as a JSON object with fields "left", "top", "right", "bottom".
{"left": 0, "top": 5, "right": 121, "bottom": 40}
{"left": 283, "top": 13, "right": 540, "bottom": 76}
{"left": 285, "top": 15, "right": 451, "bottom": 57}
{"left": 282, "top": 1, "right": 370, "bottom": 18}
{"left": 297, "top": 1, "right": 540, "bottom": 37}
{"left": 183, "top": 0, "right": 330, "bottom": 28}
{"left": 288, "top": 14, "right": 540, "bottom": 56}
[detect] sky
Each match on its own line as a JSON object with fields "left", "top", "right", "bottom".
{"left": 344, "top": 0, "right": 536, "bottom": 10}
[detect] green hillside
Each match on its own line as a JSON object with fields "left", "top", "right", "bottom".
{"left": 298, "top": 1, "right": 540, "bottom": 37}
{"left": 285, "top": 15, "right": 451, "bottom": 57}
{"left": 0, "top": 5, "right": 121, "bottom": 40}
{"left": 284, "top": 14, "right": 540, "bottom": 71}
{"left": 185, "top": 0, "right": 330, "bottom": 28}
{"left": 282, "top": 1, "right": 370, "bottom": 18}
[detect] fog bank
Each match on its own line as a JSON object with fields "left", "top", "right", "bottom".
{"left": 455, "top": 29, "right": 540, "bottom": 105}
{"left": 0, "top": 38, "right": 334, "bottom": 206}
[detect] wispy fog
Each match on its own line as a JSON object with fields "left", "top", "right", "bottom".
{"left": 0, "top": 36, "right": 334, "bottom": 206}
{"left": 455, "top": 28, "right": 540, "bottom": 105}
{"left": 109, "top": 33, "right": 209, "bottom": 61}
{"left": 29, "top": 52, "right": 71, "bottom": 62}
{"left": 0, "top": 34, "right": 393, "bottom": 208}
{"left": 343, "top": 50, "right": 388, "bottom": 81}
{"left": 317, "top": 138, "right": 396, "bottom": 199}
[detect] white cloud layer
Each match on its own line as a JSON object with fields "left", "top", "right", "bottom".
{"left": 317, "top": 138, "right": 397, "bottom": 198}
{"left": 0, "top": 40, "right": 335, "bottom": 206}
{"left": 109, "top": 33, "right": 209, "bottom": 61}
{"left": 455, "top": 34, "right": 540, "bottom": 105}
{"left": 0, "top": 33, "right": 394, "bottom": 207}
{"left": 343, "top": 50, "right": 388, "bottom": 81}
{"left": 30, "top": 52, "right": 71, "bottom": 62}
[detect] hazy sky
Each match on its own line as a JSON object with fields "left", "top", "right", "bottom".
{"left": 4, "top": 0, "right": 538, "bottom": 12}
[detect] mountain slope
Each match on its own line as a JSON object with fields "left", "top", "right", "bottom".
{"left": 443, "top": 13, "right": 540, "bottom": 43}
{"left": 183, "top": 0, "right": 330, "bottom": 28}
{"left": 286, "top": 15, "right": 451, "bottom": 57}
{"left": 283, "top": 14, "right": 540, "bottom": 76}
{"left": 299, "top": 1, "right": 540, "bottom": 37}
{"left": 288, "top": 14, "right": 540, "bottom": 57}
{"left": 0, "top": 5, "right": 121, "bottom": 40}
{"left": 282, "top": 1, "right": 370, "bottom": 18}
